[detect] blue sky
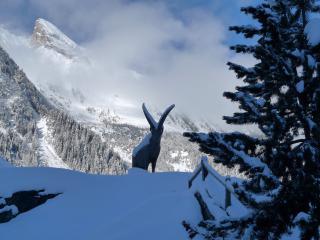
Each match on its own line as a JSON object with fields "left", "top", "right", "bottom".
{"left": 0, "top": 0, "right": 255, "bottom": 44}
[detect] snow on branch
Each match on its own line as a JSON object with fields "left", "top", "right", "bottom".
{"left": 213, "top": 133, "right": 276, "bottom": 179}
{"left": 186, "top": 132, "right": 277, "bottom": 181}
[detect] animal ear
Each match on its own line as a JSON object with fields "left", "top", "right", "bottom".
{"left": 158, "top": 104, "right": 175, "bottom": 128}
{"left": 142, "top": 103, "right": 157, "bottom": 129}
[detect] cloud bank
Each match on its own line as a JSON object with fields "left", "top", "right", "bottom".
{"left": 0, "top": 0, "right": 255, "bottom": 129}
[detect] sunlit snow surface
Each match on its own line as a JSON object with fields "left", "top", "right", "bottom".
{"left": 0, "top": 167, "right": 198, "bottom": 239}
{"left": 0, "top": 166, "right": 248, "bottom": 240}
{"left": 0, "top": 156, "right": 11, "bottom": 168}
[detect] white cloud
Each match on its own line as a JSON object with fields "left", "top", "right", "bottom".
{"left": 1, "top": 0, "right": 256, "bottom": 129}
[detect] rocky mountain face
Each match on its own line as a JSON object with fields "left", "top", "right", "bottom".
{"left": 0, "top": 46, "right": 126, "bottom": 174}
{"left": 0, "top": 18, "right": 238, "bottom": 175}
{"left": 31, "top": 18, "right": 79, "bottom": 59}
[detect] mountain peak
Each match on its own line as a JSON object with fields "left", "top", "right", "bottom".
{"left": 31, "top": 18, "right": 78, "bottom": 58}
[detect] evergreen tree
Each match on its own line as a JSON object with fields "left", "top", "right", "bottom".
{"left": 185, "top": 0, "right": 320, "bottom": 238}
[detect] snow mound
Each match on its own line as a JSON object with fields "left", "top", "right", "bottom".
{"left": 0, "top": 166, "right": 247, "bottom": 239}
{"left": 0, "top": 167, "right": 198, "bottom": 239}
{"left": 305, "top": 18, "right": 320, "bottom": 46}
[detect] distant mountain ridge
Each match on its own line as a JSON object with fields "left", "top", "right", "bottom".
{"left": 0, "top": 18, "right": 239, "bottom": 175}
{"left": 0, "top": 45, "right": 126, "bottom": 174}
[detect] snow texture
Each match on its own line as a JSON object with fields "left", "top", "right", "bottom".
{"left": 0, "top": 163, "right": 249, "bottom": 239}
{"left": 33, "top": 18, "right": 77, "bottom": 51}
{"left": 0, "top": 156, "right": 11, "bottom": 168}
{"left": 296, "top": 80, "right": 304, "bottom": 93}
{"left": 0, "top": 167, "right": 199, "bottom": 240}
{"left": 0, "top": 205, "right": 18, "bottom": 215}
{"left": 37, "top": 118, "right": 70, "bottom": 169}
{"left": 293, "top": 212, "right": 310, "bottom": 223}
{"left": 305, "top": 18, "right": 320, "bottom": 46}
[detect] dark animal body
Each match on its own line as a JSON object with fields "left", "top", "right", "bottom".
{"left": 132, "top": 103, "right": 175, "bottom": 172}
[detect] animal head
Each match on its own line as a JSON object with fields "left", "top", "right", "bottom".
{"left": 142, "top": 103, "right": 175, "bottom": 139}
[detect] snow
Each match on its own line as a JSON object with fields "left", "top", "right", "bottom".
{"left": 305, "top": 18, "right": 320, "bottom": 46}
{"left": 212, "top": 133, "right": 277, "bottom": 180}
{"left": 256, "top": 97, "right": 266, "bottom": 106}
{"left": 0, "top": 160, "right": 250, "bottom": 239}
{"left": 170, "top": 151, "right": 193, "bottom": 172}
{"left": 37, "top": 118, "right": 70, "bottom": 169}
{"left": 190, "top": 160, "right": 249, "bottom": 220}
{"left": 0, "top": 205, "right": 18, "bottom": 215}
{"left": 281, "top": 226, "right": 302, "bottom": 240}
{"left": 171, "top": 151, "right": 179, "bottom": 158}
{"left": 293, "top": 212, "right": 310, "bottom": 223}
{"left": 171, "top": 161, "right": 191, "bottom": 172}
{"left": 296, "top": 80, "right": 304, "bottom": 93}
{"left": 280, "top": 85, "right": 289, "bottom": 94}
{"left": 0, "top": 167, "right": 200, "bottom": 240}
{"left": 0, "top": 156, "right": 12, "bottom": 168}
{"left": 35, "top": 18, "right": 77, "bottom": 50}
{"left": 113, "top": 146, "right": 131, "bottom": 163}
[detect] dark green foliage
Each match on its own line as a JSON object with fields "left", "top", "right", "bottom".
{"left": 47, "top": 110, "right": 127, "bottom": 174}
{"left": 185, "top": 0, "right": 320, "bottom": 238}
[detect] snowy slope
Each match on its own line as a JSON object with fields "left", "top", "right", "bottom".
{"left": 37, "top": 118, "right": 70, "bottom": 169}
{"left": 0, "top": 166, "right": 248, "bottom": 240}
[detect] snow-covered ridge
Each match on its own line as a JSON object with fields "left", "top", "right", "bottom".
{"left": 0, "top": 165, "right": 246, "bottom": 240}
{"left": 0, "top": 167, "right": 196, "bottom": 239}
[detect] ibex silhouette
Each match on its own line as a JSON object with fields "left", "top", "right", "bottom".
{"left": 132, "top": 103, "right": 175, "bottom": 172}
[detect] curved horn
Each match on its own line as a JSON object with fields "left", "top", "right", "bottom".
{"left": 158, "top": 104, "right": 175, "bottom": 128}
{"left": 142, "top": 103, "right": 157, "bottom": 129}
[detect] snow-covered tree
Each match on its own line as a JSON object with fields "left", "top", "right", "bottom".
{"left": 185, "top": 0, "right": 320, "bottom": 238}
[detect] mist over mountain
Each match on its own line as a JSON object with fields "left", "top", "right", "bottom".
{"left": 0, "top": 17, "right": 245, "bottom": 175}
{"left": 0, "top": 0, "right": 254, "bottom": 128}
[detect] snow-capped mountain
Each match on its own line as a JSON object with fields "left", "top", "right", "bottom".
{"left": 0, "top": 18, "right": 238, "bottom": 174}
{"left": 31, "top": 18, "right": 81, "bottom": 60}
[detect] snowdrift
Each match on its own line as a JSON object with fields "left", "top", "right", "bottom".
{"left": 0, "top": 166, "right": 247, "bottom": 240}
{"left": 0, "top": 167, "right": 200, "bottom": 239}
